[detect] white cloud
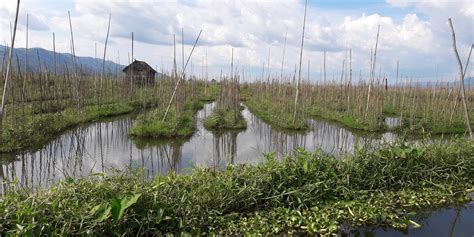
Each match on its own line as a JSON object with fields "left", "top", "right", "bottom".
{"left": 0, "top": 0, "right": 472, "bottom": 81}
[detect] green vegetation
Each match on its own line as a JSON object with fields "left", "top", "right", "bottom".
{"left": 0, "top": 73, "right": 218, "bottom": 153}
{"left": 0, "top": 103, "right": 135, "bottom": 153}
{"left": 309, "top": 105, "right": 386, "bottom": 132}
{"left": 199, "top": 82, "right": 220, "bottom": 102}
{"left": 245, "top": 96, "right": 308, "bottom": 131}
{"left": 129, "top": 100, "right": 205, "bottom": 138}
{"left": 205, "top": 78, "right": 247, "bottom": 130}
{"left": 243, "top": 77, "right": 474, "bottom": 135}
{"left": 204, "top": 107, "right": 247, "bottom": 130}
{"left": 393, "top": 119, "right": 472, "bottom": 135}
{"left": 1, "top": 140, "right": 471, "bottom": 235}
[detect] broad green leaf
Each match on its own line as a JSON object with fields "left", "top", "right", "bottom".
{"left": 111, "top": 197, "right": 121, "bottom": 222}
{"left": 111, "top": 194, "right": 141, "bottom": 222}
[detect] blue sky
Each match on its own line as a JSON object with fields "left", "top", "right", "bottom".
{"left": 0, "top": 0, "right": 472, "bottom": 82}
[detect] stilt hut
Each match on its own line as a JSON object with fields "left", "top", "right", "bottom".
{"left": 123, "top": 60, "right": 156, "bottom": 86}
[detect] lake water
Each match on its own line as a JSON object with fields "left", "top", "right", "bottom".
{"left": 343, "top": 202, "right": 474, "bottom": 237}
{"left": 0, "top": 102, "right": 471, "bottom": 236}
{"left": 0, "top": 102, "right": 396, "bottom": 192}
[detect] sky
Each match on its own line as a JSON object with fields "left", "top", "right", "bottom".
{"left": 0, "top": 0, "right": 473, "bottom": 82}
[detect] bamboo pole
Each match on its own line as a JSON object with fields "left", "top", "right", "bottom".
{"left": 99, "top": 13, "right": 112, "bottom": 106}
{"left": 0, "top": 0, "right": 20, "bottom": 125}
{"left": 364, "top": 24, "right": 380, "bottom": 119}
{"left": 280, "top": 28, "right": 287, "bottom": 81}
{"left": 162, "top": 30, "right": 202, "bottom": 122}
{"left": 448, "top": 18, "right": 473, "bottom": 139}
{"left": 130, "top": 32, "right": 134, "bottom": 96}
{"left": 293, "top": 0, "right": 308, "bottom": 123}
{"left": 53, "top": 32, "right": 56, "bottom": 76}
{"left": 68, "top": 11, "right": 80, "bottom": 109}
{"left": 323, "top": 51, "right": 326, "bottom": 82}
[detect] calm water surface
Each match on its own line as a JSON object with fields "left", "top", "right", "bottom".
{"left": 0, "top": 103, "right": 394, "bottom": 192}
{"left": 0, "top": 103, "right": 471, "bottom": 236}
{"left": 344, "top": 202, "right": 473, "bottom": 237}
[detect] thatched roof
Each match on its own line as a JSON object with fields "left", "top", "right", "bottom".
{"left": 122, "top": 60, "right": 157, "bottom": 73}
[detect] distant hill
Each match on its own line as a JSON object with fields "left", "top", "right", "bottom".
{"left": 0, "top": 45, "right": 124, "bottom": 74}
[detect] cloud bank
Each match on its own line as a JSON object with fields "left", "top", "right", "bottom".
{"left": 0, "top": 0, "right": 472, "bottom": 82}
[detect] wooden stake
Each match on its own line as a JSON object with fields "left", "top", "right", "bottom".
{"left": 448, "top": 18, "right": 473, "bottom": 139}
{"left": 293, "top": 0, "right": 308, "bottom": 123}
{"left": 0, "top": 0, "right": 20, "bottom": 125}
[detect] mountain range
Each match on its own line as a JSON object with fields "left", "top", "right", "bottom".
{"left": 0, "top": 45, "right": 125, "bottom": 74}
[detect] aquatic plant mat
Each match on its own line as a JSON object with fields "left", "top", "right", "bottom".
{"left": 204, "top": 107, "right": 247, "bottom": 130}
{"left": 0, "top": 139, "right": 472, "bottom": 235}
{"left": 0, "top": 103, "right": 137, "bottom": 152}
{"left": 128, "top": 100, "right": 205, "bottom": 138}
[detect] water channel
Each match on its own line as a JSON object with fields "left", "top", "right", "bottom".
{"left": 0, "top": 102, "right": 471, "bottom": 235}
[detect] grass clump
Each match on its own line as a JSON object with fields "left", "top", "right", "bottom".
{"left": 0, "top": 139, "right": 471, "bottom": 235}
{"left": 309, "top": 105, "right": 386, "bottom": 132}
{"left": 204, "top": 107, "right": 247, "bottom": 130}
{"left": 204, "top": 77, "right": 246, "bottom": 130}
{"left": 198, "top": 83, "right": 220, "bottom": 102}
{"left": 0, "top": 103, "right": 135, "bottom": 153}
{"left": 390, "top": 118, "right": 473, "bottom": 136}
{"left": 245, "top": 97, "right": 308, "bottom": 131}
{"left": 129, "top": 100, "right": 204, "bottom": 138}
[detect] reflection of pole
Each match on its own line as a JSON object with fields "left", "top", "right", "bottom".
{"left": 170, "top": 142, "right": 182, "bottom": 173}
{"left": 21, "top": 154, "right": 27, "bottom": 189}
{"left": 448, "top": 207, "right": 461, "bottom": 237}
{"left": 140, "top": 150, "right": 146, "bottom": 178}
{"left": 98, "top": 123, "right": 104, "bottom": 172}
{"left": 229, "top": 132, "right": 238, "bottom": 165}
{"left": 213, "top": 133, "right": 222, "bottom": 169}
{"left": 150, "top": 147, "right": 155, "bottom": 177}
{"left": 0, "top": 163, "right": 5, "bottom": 194}
{"left": 129, "top": 140, "right": 133, "bottom": 167}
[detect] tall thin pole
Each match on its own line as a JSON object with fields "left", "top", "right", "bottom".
{"left": 231, "top": 48, "right": 234, "bottom": 79}
{"left": 293, "top": 0, "right": 308, "bottom": 123}
{"left": 23, "top": 13, "right": 28, "bottom": 112}
{"left": 181, "top": 27, "right": 185, "bottom": 73}
{"left": 162, "top": 30, "right": 202, "bottom": 122}
{"left": 68, "top": 10, "right": 80, "bottom": 108}
{"left": 53, "top": 32, "right": 56, "bottom": 76}
{"left": 25, "top": 14, "right": 28, "bottom": 79}
{"left": 280, "top": 28, "right": 287, "bottom": 81}
{"left": 99, "top": 13, "right": 111, "bottom": 105}
{"left": 448, "top": 18, "right": 473, "bottom": 139}
{"left": 364, "top": 24, "right": 380, "bottom": 119}
{"left": 173, "top": 34, "right": 177, "bottom": 78}
{"left": 130, "top": 32, "right": 134, "bottom": 94}
{"left": 349, "top": 48, "right": 352, "bottom": 85}
{"left": 0, "top": 0, "right": 21, "bottom": 125}
{"left": 267, "top": 47, "right": 271, "bottom": 79}
{"left": 323, "top": 51, "right": 326, "bottom": 82}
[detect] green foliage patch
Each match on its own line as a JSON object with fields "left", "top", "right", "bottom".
{"left": 129, "top": 101, "right": 205, "bottom": 138}
{"left": 1, "top": 139, "right": 472, "bottom": 235}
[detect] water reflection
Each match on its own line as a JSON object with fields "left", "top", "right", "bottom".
{"left": 343, "top": 202, "right": 473, "bottom": 237}
{"left": 1, "top": 102, "right": 398, "bottom": 193}
{"left": 385, "top": 117, "right": 402, "bottom": 128}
